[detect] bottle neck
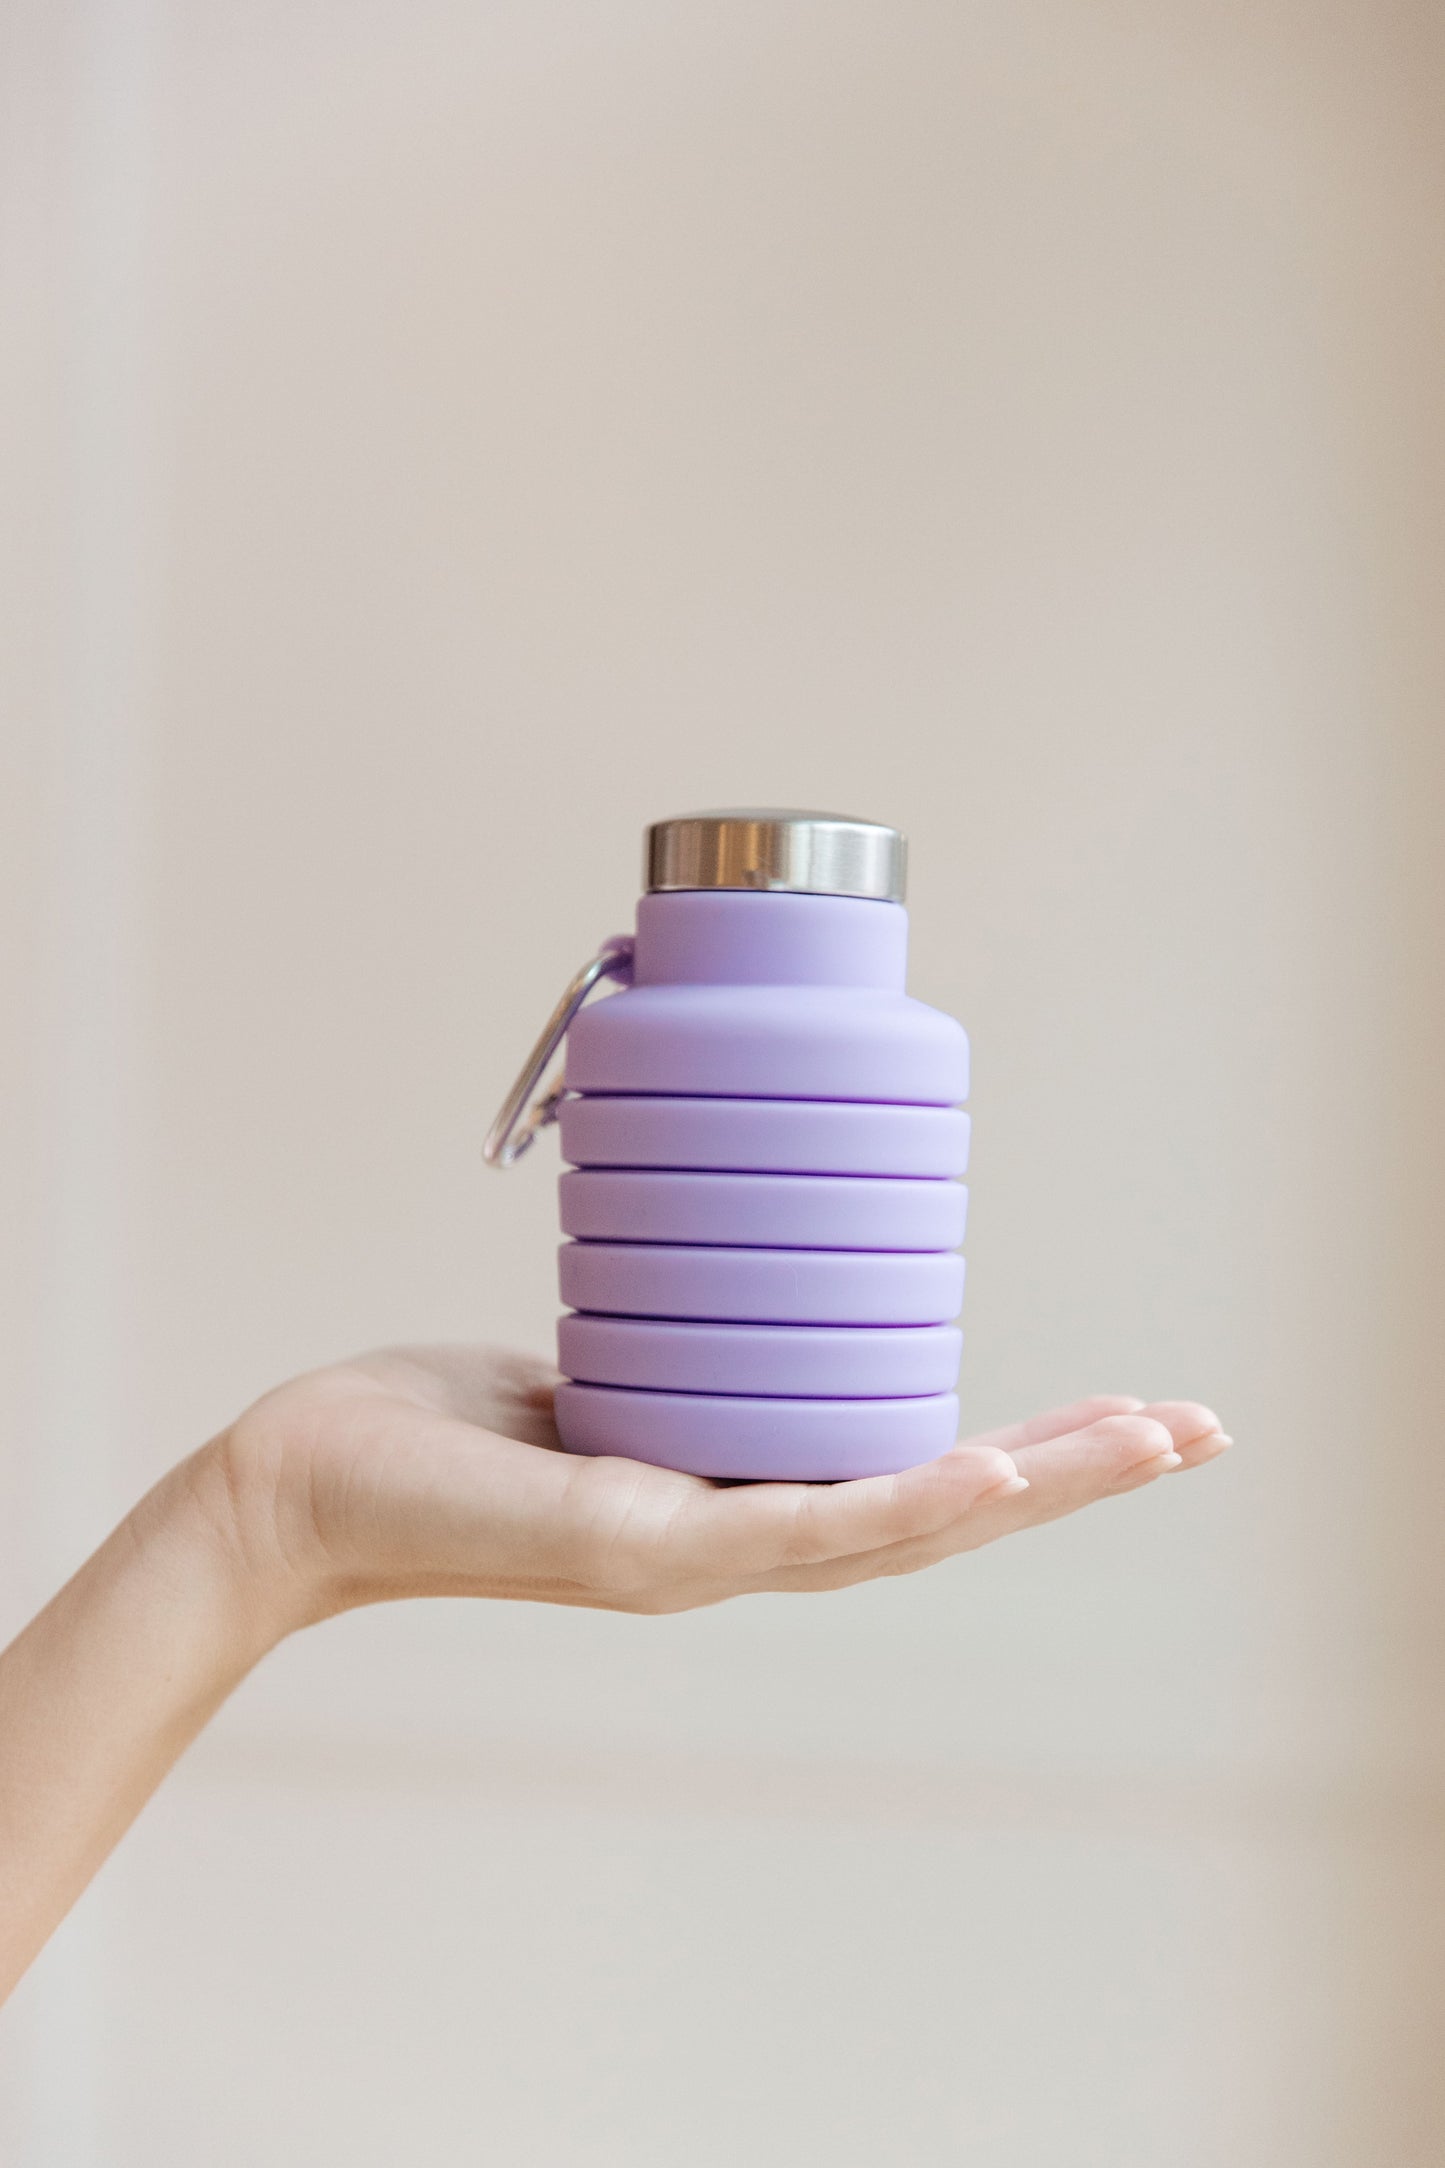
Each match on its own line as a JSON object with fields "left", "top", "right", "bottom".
{"left": 630, "top": 890, "right": 909, "bottom": 989}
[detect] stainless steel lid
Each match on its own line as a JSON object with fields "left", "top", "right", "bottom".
{"left": 645, "top": 808, "right": 906, "bottom": 904}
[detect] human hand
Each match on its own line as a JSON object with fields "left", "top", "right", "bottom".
{"left": 0, "top": 1344, "right": 1228, "bottom": 2000}
{"left": 198, "top": 1345, "right": 1231, "bottom": 1629}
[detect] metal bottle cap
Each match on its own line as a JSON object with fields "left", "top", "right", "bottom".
{"left": 645, "top": 809, "right": 906, "bottom": 904}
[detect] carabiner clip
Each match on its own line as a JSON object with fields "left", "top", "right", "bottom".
{"left": 483, "top": 935, "right": 634, "bottom": 1167}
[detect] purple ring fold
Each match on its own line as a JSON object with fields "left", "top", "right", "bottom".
{"left": 554, "top": 1381, "right": 960, "bottom": 1480}
{"left": 558, "top": 1241, "right": 965, "bottom": 1326}
{"left": 558, "top": 1095, "right": 971, "bottom": 1178}
{"left": 559, "top": 1169, "right": 966, "bottom": 1252}
{"left": 559, "top": 1315, "right": 964, "bottom": 1397}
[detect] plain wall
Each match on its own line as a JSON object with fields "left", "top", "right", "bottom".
{"left": 2, "top": 3, "right": 1443, "bottom": 2163}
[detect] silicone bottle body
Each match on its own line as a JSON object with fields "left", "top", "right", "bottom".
{"left": 552, "top": 889, "right": 968, "bottom": 1481}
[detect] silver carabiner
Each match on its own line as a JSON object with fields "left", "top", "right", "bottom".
{"left": 483, "top": 935, "right": 634, "bottom": 1167}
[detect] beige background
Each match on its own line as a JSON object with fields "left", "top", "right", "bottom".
{"left": 3, "top": 2, "right": 1444, "bottom": 2162}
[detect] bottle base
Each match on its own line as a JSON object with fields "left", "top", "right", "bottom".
{"left": 553, "top": 1381, "right": 959, "bottom": 1482}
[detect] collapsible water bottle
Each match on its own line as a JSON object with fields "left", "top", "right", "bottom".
{"left": 484, "top": 811, "right": 969, "bottom": 1481}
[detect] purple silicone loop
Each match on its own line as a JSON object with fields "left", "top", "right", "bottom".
{"left": 558, "top": 1315, "right": 963, "bottom": 1398}
{"left": 558, "top": 1242, "right": 965, "bottom": 1326}
{"left": 559, "top": 1170, "right": 967, "bottom": 1252}
{"left": 552, "top": 1382, "right": 961, "bottom": 1481}
{"left": 558, "top": 1095, "right": 971, "bottom": 1178}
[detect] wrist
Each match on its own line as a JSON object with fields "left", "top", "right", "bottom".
{"left": 127, "top": 1437, "right": 323, "bottom": 1666}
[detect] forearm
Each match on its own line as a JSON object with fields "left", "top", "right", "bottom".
{"left": 0, "top": 1446, "right": 295, "bottom": 2002}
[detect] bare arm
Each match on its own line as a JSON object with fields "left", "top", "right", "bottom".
{"left": 0, "top": 1345, "right": 1229, "bottom": 2002}
{"left": 0, "top": 1456, "right": 291, "bottom": 1991}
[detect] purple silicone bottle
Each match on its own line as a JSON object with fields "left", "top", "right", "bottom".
{"left": 484, "top": 810, "right": 969, "bottom": 1481}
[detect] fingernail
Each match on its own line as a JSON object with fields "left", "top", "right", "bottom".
{"left": 986, "top": 1474, "right": 1030, "bottom": 1500}
{"left": 1124, "top": 1448, "right": 1183, "bottom": 1479}
{"left": 1169, "top": 1432, "right": 1232, "bottom": 1469}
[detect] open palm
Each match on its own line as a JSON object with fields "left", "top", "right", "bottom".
{"left": 218, "top": 1346, "right": 1229, "bottom": 1622}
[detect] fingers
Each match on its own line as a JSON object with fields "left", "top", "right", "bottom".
{"left": 901, "top": 1402, "right": 1228, "bottom": 1546}
{"left": 756, "top": 1415, "right": 1173, "bottom": 1589}
{"left": 884, "top": 1405, "right": 1223, "bottom": 1545}
{"left": 1138, "top": 1400, "right": 1231, "bottom": 1471}
{"left": 1001, "top": 1410, "right": 1184, "bottom": 1515}
{"left": 750, "top": 1407, "right": 1230, "bottom": 1593}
